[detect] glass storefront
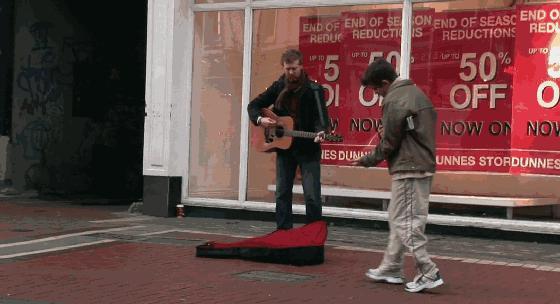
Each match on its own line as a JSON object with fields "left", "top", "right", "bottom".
{"left": 188, "top": 11, "right": 244, "bottom": 200}
{"left": 247, "top": 4, "right": 403, "bottom": 205}
{"left": 183, "top": 0, "right": 560, "bottom": 216}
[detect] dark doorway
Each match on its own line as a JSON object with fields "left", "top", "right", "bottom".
{"left": 66, "top": 1, "right": 147, "bottom": 199}
{"left": 0, "top": 0, "right": 14, "bottom": 136}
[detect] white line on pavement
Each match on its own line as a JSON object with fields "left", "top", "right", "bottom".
{"left": 141, "top": 229, "right": 251, "bottom": 239}
{"left": 331, "top": 245, "right": 384, "bottom": 253}
{"left": 0, "top": 239, "right": 115, "bottom": 259}
{"left": 0, "top": 225, "right": 145, "bottom": 248}
{"left": 139, "top": 229, "right": 181, "bottom": 236}
{"left": 89, "top": 217, "right": 153, "bottom": 223}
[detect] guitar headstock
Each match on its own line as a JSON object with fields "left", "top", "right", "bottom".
{"left": 324, "top": 133, "right": 343, "bottom": 142}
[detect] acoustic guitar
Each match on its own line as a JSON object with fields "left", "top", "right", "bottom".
{"left": 252, "top": 108, "right": 343, "bottom": 152}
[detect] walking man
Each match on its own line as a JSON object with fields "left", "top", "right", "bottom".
{"left": 351, "top": 58, "right": 443, "bottom": 293}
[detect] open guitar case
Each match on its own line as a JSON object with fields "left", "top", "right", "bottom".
{"left": 196, "top": 220, "right": 327, "bottom": 266}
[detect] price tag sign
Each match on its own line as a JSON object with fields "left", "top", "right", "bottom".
{"left": 431, "top": 9, "right": 516, "bottom": 172}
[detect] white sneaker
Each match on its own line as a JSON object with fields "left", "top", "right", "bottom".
{"left": 365, "top": 268, "right": 404, "bottom": 284}
{"left": 404, "top": 272, "right": 444, "bottom": 293}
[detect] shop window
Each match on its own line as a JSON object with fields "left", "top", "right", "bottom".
{"left": 401, "top": 0, "right": 560, "bottom": 201}
{"left": 189, "top": 11, "right": 244, "bottom": 199}
{"left": 410, "top": 0, "right": 560, "bottom": 178}
{"left": 247, "top": 4, "right": 404, "bottom": 207}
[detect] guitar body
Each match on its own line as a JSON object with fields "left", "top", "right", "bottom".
{"left": 251, "top": 107, "right": 342, "bottom": 152}
{"left": 252, "top": 116, "right": 295, "bottom": 152}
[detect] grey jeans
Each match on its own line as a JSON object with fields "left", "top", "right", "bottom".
{"left": 378, "top": 176, "right": 439, "bottom": 278}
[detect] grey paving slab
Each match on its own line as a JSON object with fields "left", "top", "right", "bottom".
{"left": 234, "top": 270, "right": 315, "bottom": 283}
{"left": 0, "top": 235, "right": 108, "bottom": 257}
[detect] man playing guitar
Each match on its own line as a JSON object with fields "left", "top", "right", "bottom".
{"left": 247, "top": 49, "right": 331, "bottom": 230}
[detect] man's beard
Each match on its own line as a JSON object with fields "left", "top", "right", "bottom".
{"left": 287, "top": 74, "right": 300, "bottom": 83}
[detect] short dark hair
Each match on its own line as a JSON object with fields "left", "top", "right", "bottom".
{"left": 361, "top": 58, "right": 398, "bottom": 87}
{"left": 281, "top": 49, "right": 303, "bottom": 65}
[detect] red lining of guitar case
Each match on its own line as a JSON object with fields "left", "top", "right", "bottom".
{"left": 196, "top": 221, "right": 327, "bottom": 266}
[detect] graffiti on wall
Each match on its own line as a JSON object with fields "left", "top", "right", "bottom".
{"left": 13, "top": 18, "right": 96, "bottom": 192}
{"left": 16, "top": 22, "right": 93, "bottom": 116}
{"left": 15, "top": 21, "right": 93, "bottom": 162}
{"left": 16, "top": 22, "right": 60, "bottom": 115}
{"left": 15, "top": 120, "right": 50, "bottom": 160}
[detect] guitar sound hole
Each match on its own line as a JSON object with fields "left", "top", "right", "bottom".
{"left": 264, "top": 127, "right": 285, "bottom": 143}
{"left": 274, "top": 127, "right": 285, "bottom": 138}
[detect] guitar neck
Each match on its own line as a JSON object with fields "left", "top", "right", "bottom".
{"left": 284, "top": 130, "right": 317, "bottom": 139}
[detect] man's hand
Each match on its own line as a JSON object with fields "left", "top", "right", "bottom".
{"left": 314, "top": 131, "right": 326, "bottom": 143}
{"left": 259, "top": 117, "right": 277, "bottom": 128}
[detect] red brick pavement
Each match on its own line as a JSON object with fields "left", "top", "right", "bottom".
{"left": 1, "top": 232, "right": 559, "bottom": 304}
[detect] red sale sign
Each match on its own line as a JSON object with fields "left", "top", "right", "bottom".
{"left": 299, "top": 15, "right": 343, "bottom": 164}
{"left": 299, "top": 14, "right": 342, "bottom": 89}
{"left": 511, "top": 4, "right": 560, "bottom": 175}
{"left": 299, "top": 9, "right": 434, "bottom": 165}
{"left": 430, "top": 9, "right": 516, "bottom": 173}
{"left": 298, "top": 6, "right": 560, "bottom": 176}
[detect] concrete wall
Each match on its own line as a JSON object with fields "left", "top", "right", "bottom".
{"left": 11, "top": 0, "right": 88, "bottom": 193}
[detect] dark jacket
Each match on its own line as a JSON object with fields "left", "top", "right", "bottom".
{"left": 359, "top": 79, "right": 437, "bottom": 174}
{"left": 247, "top": 75, "right": 330, "bottom": 157}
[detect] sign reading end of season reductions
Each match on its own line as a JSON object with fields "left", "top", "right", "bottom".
{"left": 299, "top": 5, "right": 560, "bottom": 176}
{"left": 511, "top": 4, "right": 560, "bottom": 175}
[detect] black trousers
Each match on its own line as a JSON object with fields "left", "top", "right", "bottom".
{"left": 275, "top": 151, "right": 322, "bottom": 229}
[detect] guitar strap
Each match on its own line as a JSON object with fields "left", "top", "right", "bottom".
{"left": 312, "top": 87, "right": 327, "bottom": 131}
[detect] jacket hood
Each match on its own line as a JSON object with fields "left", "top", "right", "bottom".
{"left": 387, "top": 78, "right": 414, "bottom": 93}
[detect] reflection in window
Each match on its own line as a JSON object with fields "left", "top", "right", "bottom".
{"left": 247, "top": 4, "right": 403, "bottom": 206}
{"left": 189, "top": 11, "right": 244, "bottom": 199}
